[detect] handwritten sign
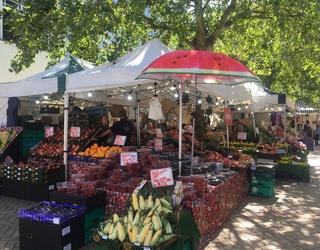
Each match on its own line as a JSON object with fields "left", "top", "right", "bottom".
{"left": 192, "top": 157, "right": 198, "bottom": 165}
{"left": 45, "top": 127, "right": 54, "bottom": 138}
{"left": 70, "top": 127, "right": 81, "bottom": 137}
{"left": 237, "top": 132, "right": 247, "bottom": 140}
{"left": 185, "top": 125, "right": 193, "bottom": 134}
{"left": 150, "top": 167, "right": 174, "bottom": 188}
{"left": 154, "top": 128, "right": 163, "bottom": 138}
{"left": 120, "top": 152, "right": 138, "bottom": 166}
{"left": 154, "top": 138, "right": 163, "bottom": 151}
{"left": 224, "top": 108, "right": 233, "bottom": 126}
{"left": 114, "top": 135, "right": 127, "bottom": 146}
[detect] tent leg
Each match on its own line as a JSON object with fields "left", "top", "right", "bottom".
{"left": 225, "top": 99, "right": 230, "bottom": 149}
{"left": 136, "top": 92, "right": 141, "bottom": 148}
{"left": 283, "top": 104, "right": 287, "bottom": 145}
{"left": 178, "top": 83, "right": 183, "bottom": 177}
{"left": 63, "top": 91, "right": 69, "bottom": 181}
{"left": 191, "top": 77, "right": 198, "bottom": 175}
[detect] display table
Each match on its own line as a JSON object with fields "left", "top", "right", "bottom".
{"left": 182, "top": 169, "right": 250, "bottom": 249}
{"left": 275, "top": 163, "right": 310, "bottom": 182}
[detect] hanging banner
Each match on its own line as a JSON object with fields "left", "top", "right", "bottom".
{"left": 150, "top": 167, "right": 174, "bottom": 187}
{"left": 120, "top": 152, "right": 138, "bottom": 166}
{"left": 45, "top": 127, "right": 54, "bottom": 138}
{"left": 70, "top": 127, "right": 81, "bottom": 137}
{"left": 224, "top": 107, "right": 233, "bottom": 126}
{"left": 114, "top": 135, "right": 127, "bottom": 146}
{"left": 154, "top": 128, "right": 163, "bottom": 138}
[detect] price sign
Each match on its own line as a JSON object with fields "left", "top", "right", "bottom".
{"left": 224, "top": 108, "right": 233, "bottom": 126}
{"left": 185, "top": 125, "right": 193, "bottom": 134}
{"left": 70, "top": 127, "right": 81, "bottom": 137}
{"left": 154, "top": 138, "right": 163, "bottom": 151}
{"left": 45, "top": 127, "right": 54, "bottom": 138}
{"left": 237, "top": 132, "right": 247, "bottom": 140}
{"left": 120, "top": 152, "right": 138, "bottom": 166}
{"left": 114, "top": 135, "right": 127, "bottom": 146}
{"left": 154, "top": 128, "right": 163, "bottom": 138}
{"left": 150, "top": 167, "right": 174, "bottom": 188}
{"left": 192, "top": 157, "right": 198, "bottom": 165}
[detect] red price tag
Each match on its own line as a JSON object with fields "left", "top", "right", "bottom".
{"left": 224, "top": 108, "right": 233, "bottom": 126}
{"left": 154, "top": 138, "right": 163, "bottom": 151}
{"left": 45, "top": 127, "right": 54, "bottom": 138}
{"left": 70, "top": 127, "right": 81, "bottom": 137}
{"left": 120, "top": 152, "right": 138, "bottom": 166}
{"left": 150, "top": 167, "right": 174, "bottom": 188}
{"left": 114, "top": 135, "right": 127, "bottom": 146}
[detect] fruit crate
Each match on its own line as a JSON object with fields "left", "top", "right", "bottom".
{"left": 85, "top": 206, "right": 106, "bottom": 227}
{"left": 250, "top": 171, "right": 275, "bottom": 181}
{"left": 250, "top": 185, "right": 274, "bottom": 198}
{"left": 250, "top": 178, "right": 275, "bottom": 188}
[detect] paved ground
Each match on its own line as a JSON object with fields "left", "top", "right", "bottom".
{"left": 0, "top": 147, "right": 319, "bottom": 250}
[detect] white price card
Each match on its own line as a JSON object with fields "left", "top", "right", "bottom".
{"left": 45, "top": 126, "right": 54, "bottom": 138}
{"left": 120, "top": 152, "right": 138, "bottom": 166}
{"left": 154, "top": 128, "right": 163, "bottom": 138}
{"left": 70, "top": 127, "right": 81, "bottom": 137}
{"left": 237, "top": 132, "right": 247, "bottom": 140}
{"left": 154, "top": 138, "right": 163, "bottom": 151}
{"left": 150, "top": 167, "right": 174, "bottom": 188}
{"left": 114, "top": 135, "right": 127, "bottom": 146}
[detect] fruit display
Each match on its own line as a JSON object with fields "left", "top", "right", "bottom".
{"left": 77, "top": 144, "right": 123, "bottom": 158}
{"left": 93, "top": 191, "right": 178, "bottom": 248}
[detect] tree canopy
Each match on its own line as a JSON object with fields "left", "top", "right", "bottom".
{"left": 3, "top": 0, "right": 320, "bottom": 106}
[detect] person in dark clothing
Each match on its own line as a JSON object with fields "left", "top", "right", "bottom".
{"left": 101, "top": 109, "right": 133, "bottom": 146}
{"left": 6, "top": 97, "right": 20, "bottom": 127}
{"left": 303, "top": 120, "right": 312, "bottom": 138}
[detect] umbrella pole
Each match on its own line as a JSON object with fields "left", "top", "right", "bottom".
{"left": 250, "top": 89, "right": 257, "bottom": 138}
{"left": 191, "top": 76, "right": 198, "bottom": 175}
{"left": 294, "top": 104, "right": 297, "bottom": 140}
{"left": 63, "top": 91, "right": 69, "bottom": 181}
{"left": 283, "top": 104, "right": 287, "bottom": 146}
{"left": 136, "top": 92, "right": 141, "bottom": 148}
{"left": 225, "top": 99, "right": 230, "bottom": 149}
{"left": 178, "top": 83, "right": 183, "bottom": 177}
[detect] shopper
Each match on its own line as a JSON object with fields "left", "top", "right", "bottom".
{"left": 101, "top": 109, "right": 133, "bottom": 146}
{"left": 303, "top": 120, "right": 313, "bottom": 138}
{"left": 314, "top": 125, "right": 320, "bottom": 145}
{"left": 95, "top": 114, "right": 114, "bottom": 146}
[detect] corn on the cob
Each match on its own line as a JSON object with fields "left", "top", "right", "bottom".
{"left": 144, "top": 210, "right": 153, "bottom": 224}
{"left": 117, "top": 222, "right": 126, "bottom": 242}
{"left": 128, "top": 207, "right": 133, "bottom": 223}
{"left": 154, "top": 212, "right": 162, "bottom": 229}
{"left": 127, "top": 223, "right": 133, "bottom": 243}
{"left": 155, "top": 198, "right": 163, "bottom": 213}
{"left": 103, "top": 221, "right": 112, "bottom": 234}
{"left": 108, "top": 223, "right": 115, "bottom": 235}
{"left": 152, "top": 214, "right": 161, "bottom": 231}
{"left": 132, "top": 211, "right": 140, "bottom": 226}
{"left": 132, "top": 192, "right": 139, "bottom": 211}
{"left": 131, "top": 226, "right": 138, "bottom": 243}
{"left": 143, "top": 229, "right": 153, "bottom": 247}
{"left": 150, "top": 229, "right": 162, "bottom": 246}
{"left": 108, "top": 223, "right": 118, "bottom": 240}
{"left": 147, "top": 194, "right": 153, "bottom": 209}
{"left": 163, "top": 218, "right": 172, "bottom": 234}
{"left": 160, "top": 198, "right": 173, "bottom": 210}
{"left": 139, "top": 195, "right": 146, "bottom": 210}
{"left": 137, "top": 223, "right": 151, "bottom": 244}
{"left": 113, "top": 213, "right": 120, "bottom": 223}
{"left": 124, "top": 215, "right": 128, "bottom": 224}
{"left": 162, "top": 206, "right": 172, "bottom": 214}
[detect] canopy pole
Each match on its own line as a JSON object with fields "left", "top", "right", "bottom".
{"left": 136, "top": 92, "right": 141, "bottom": 148}
{"left": 191, "top": 76, "right": 198, "bottom": 175}
{"left": 294, "top": 104, "right": 297, "bottom": 140}
{"left": 283, "top": 104, "right": 287, "bottom": 145}
{"left": 225, "top": 99, "right": 230, "bottom": 149}
{"left": 178, "top": 83, "right": 183, "bottom": 177}
{"left": 250, "top": 89, "right": 257, "bottom": 138}
{"left": 63, "top": 91, "right": 69, "bottom": 180}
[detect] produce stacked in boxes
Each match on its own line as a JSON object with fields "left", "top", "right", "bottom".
{"left": 93, "top": 191, "right": 178, "bottom": 249}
